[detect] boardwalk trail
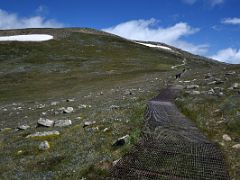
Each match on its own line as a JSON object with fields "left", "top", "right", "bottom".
{"left": 110, "top": 85, "right": 230, "bottom": 179}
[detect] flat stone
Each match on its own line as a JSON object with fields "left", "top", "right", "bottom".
{"left": 51, "top": 101, "right": 59, "bottom": 106}
{"left": 66, "top": 98, "right": 75, "bottom": 102}
{"left": 222, "top": 134, "right": 231, "bottom": 141}
{"left": 186, "top": 85, "right": 199, "bottom": 89}
{"left": 112, "top": 159, "right": 121, "bottom": 166}
{"left": 185, "top": 91, "right": 200, "bottom": 95}
{"left": 225, "top": 71, "right": 236, "bottom": 75}
{"left": 232, "top": 144, "right": 240, "bottom": 150}
{"left": 17, "top": 125, "right": 30, "bottom": 130}
{"left": 63, "top": 107, "right": 74, "bottom": 114}
{"left": 37, "top": 118, "right": 54, "bottom": 127}
{"left": 110, "top": 105, "right": 120, "bottom": 110}
{"left": 26, "top": 130, "right": 60, "bottom": 138}
{"left": 233, "top": 83, "right": 239, "bottom": 89}
{"left": 83, "top": 121, "right": 96, "bottom": 128}
{"left": 39, "top": 141, "right": 50, "bottom": 150}
{"left": 54, "top": 120, "right": 72, "bottom": 127}
{"left": 112, "top": 135, "right": 130, "bottom": 147}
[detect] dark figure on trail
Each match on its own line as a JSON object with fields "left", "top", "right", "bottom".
{"left": 176, "top": 73, "right": 181, "bottom": 79}
{"left": 182, "top": 68, "right": 186, "bottom": 73}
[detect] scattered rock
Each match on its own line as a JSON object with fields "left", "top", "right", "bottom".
{"left": 185, "top": 90, "right": 200, "bottom": 95}
{"left": 17, "top": 124, "right": 30, "bottom": 130}
{"left": 83, "top": 121, "right": 96, "bottom": 128}
{"left": 225, "top": 71, "right": 236, "bottom": 75}
{"left": 37, "top": 118, "right": 54, "bottom": 127}
{"left": 185, "top": 85, "right": 199, "bottom": 89}
{"left": 39, "top": 141, "right": 50, "bottom": 150}
{"left": 208, "top": 81, "right": 217, "bottom": 85}
{"left": 208, "top": 88, "right": 215, "bottom": 95}
{"left": 54, "top": 120, "right": 72, "bottom": 127}
{"left": 26, "top": 130, "right": 60, "bottom": 138}
{"left": 112, "top": 159, "right": 120, "bottom": 166}
{"left": 78, "top": 104, "right": 91, "bottom": 109}
{"left": 222, "top": 134, "right": 231, "bottom": 141}
{"left": 110, "top": 105, "right": 120, "bottom": 110}
{"left": 75, "top": 116, "right": 83, "bottom": 120}
{"left": 112, "top": 135, "right": 130, "bottom": 147}
{"left": 205, "top": 73, "right": 213, "bottom": 79}
{"left": 66, "top": 98, "right": 75, "bottom": 102}
{"left": 233, "top": 83, "right": 239, "bottom": 89}
{"left": 218, "top": 92, "right": 224, "bottom": 96}
{"left": 17, "top": 150, "right": 23, "bottom": 155}
{"left": 172, "top": 85, "right": 184, "bottom": 90}
{"left": 103, "top": 128, "right": 110, "bottom": 132}
{"left": 51, "top": 101, "right": 59, "bottom": 106}
{"left": 232, "top": 144, "right": 240, "bottom": 150}
{"left": 63, "top": 107, "right": 74, "bottom": 114}
{"left": 124, "top": 90, "right": 133, "bottom": 95}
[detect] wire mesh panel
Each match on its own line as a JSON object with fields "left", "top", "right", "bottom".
{"left": 110, "top": 86, "right": 230, "bottom": 179}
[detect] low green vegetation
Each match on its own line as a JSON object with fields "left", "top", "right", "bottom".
{"left": 0, "top": 28, "right": 237, "bottom": 179}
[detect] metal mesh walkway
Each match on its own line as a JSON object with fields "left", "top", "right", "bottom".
{"left": 110, "top": 86, "right": 230, "bottom": 179}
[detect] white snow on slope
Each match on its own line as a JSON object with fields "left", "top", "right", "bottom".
{"left": 136, "top": 42, "right": 173, "bottom": 51}
{"left": 0, "top": 34, "right": 53, "bottom": 42}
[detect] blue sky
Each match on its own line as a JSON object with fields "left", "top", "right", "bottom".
{"left": 0, "top": 0, "right": 240, "bottom": 63}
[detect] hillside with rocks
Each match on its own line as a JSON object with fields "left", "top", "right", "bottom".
{"left": 0, "top": 28, "right": 239, "bottom": 179}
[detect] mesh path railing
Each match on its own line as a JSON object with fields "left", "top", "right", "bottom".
{"left": 110, "top": 86, "right": 230, "bottom": 179}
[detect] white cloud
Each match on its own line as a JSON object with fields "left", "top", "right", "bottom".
{"left": 222, "top": 17, "right": 240, "bottom": 25}
{"left": 182, "top": 0, "right": 197, "bottom": 5}
{"left": 103, "top": 18, "right": 208, "bottom": 55}
{"left": 209, "top": 0, "right": 224, "bottom": 6}
{"left": 182, "top": 0, "right": 224, "bottom": 6}
{"left": 0, "top": 9, "right": 63, "bottom": 30}
{"left": 210, "top": 48, "right": 240, "bottom": 64}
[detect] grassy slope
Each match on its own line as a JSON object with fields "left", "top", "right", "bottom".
{"left": 0, "top": 28, "right": 233, "bottom": 179}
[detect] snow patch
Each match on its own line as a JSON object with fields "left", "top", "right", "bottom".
{"left": 0, "top": 34, "right": 53, "bottom": 42}
{"left": 136, "top": 42, "right": 173, "bottom": 51}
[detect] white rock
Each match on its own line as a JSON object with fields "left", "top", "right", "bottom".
{"left": 233, "top": 83, "right": 239, "bottom": 89}
{"left": 83, "top": 121, "right": 96, "bottom": 128}
{"left": 26, "top": 130, "right": 60, "bottom": 138}
{"left": 63, "top": 107, "right": 74, "bottom": 114}
{"left": 232, "top": 144, "right": 240, "bottom": 149}
{"left": 51, "top": 101, "right": 58, "bottom": 106}
{"left": 112, "top": 135, "right": 130, "bottom": 146}
{"left": 186, "top": 85, "right": 199, "bottom": 89}
{"left": 66, "top": 98, "right": 75, "bottom": 102}
{"left": 110, "top": 105, "right": 120, "bottom": 110}
{"left": 103, "top": 128, "right": 109, "bottom": 132}
{"left": 17, "top": 125, "right": 30, "bottom": 130}
{"left": 39, "top": 141, "right": 50, "bottom": 150}
{"left": 37, "top": 118, "right": 54, "bottom": 127}
{"left": 54, "top": 120, "right": 72, "bottom": 127}
{"left": 112, "top": 159, "right": 120, "bottom": 166}
{"left": 222, "top": 134, "right": 231, "bottom": 141}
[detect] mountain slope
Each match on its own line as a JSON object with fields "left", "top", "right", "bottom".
{"left": 0, "top": 28, "right": 239, "bottom": 179}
